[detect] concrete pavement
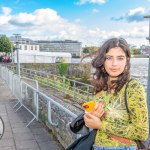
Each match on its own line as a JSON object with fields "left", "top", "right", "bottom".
{"left": 0, "top": 78, "right": 64, "bottom": 150}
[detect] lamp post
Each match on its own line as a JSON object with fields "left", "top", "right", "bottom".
{"left": 11, "top": 43, "right": 14, "bottom": 64}
{"left": 13, "top": 34, "right": 20, "bottom": 76}
{"left": 144, "top": 15, "right": 150, "bottom": 112}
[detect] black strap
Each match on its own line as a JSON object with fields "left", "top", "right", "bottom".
{"left": 124, "top": 79, "right": 133, "bottom": 113}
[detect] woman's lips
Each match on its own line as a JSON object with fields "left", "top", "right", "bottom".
{"left": 110, "top": 69, "right": 118, "bottom": 72}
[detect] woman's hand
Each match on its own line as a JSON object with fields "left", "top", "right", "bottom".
{"left": 90, "top": 102, "right": 105, "bottom": 118}
{"left": 83, "top": 112, "right": 102, "bottom": 129}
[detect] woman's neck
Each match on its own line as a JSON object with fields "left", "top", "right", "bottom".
{"left": 107, "top": 77, "right": 118, "bottom": 93}
{"left": 108, "top": 77, "right": 118, "bottom": 85}
{"left": 108, "top": 76, "right": 118, "bottom": 82}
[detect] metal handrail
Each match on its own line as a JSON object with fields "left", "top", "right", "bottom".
{"left": 6, "top": 65, "right": 94, "bottom": 102}
{"left": 0, "top": 65, "right": 78, "bottom": 128}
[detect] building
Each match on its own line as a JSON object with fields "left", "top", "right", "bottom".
{"left": 140, "top": 45, "right": 150, "bottom": 55}
{"left": 9, "top": 36, "right": 40, "bottom": 52}
{"left": 9, "top": 36, "right": 72, "bottom": 63}
{"left": 36, "top": 40, "right": 82, "bottom": 57}
{"left": 13, "top": 51, "right": 72, "bottom": 63}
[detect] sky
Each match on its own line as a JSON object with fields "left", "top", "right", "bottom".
{"left": 0, "top": 0, "right": 150, "bottom": 47}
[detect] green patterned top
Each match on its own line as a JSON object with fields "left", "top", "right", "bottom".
{"left": 94, "top": 79, "right": 149, "bottom": 146}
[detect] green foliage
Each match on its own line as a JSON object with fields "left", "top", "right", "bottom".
{"left": 33, "top": 74, "right": 93, "bottom": 102}
{"left": 82, "top": 46, "right": 98, "bottom": 54}
{"left": 130, "top": 48, "right": 141, "bottom": 55}
{"left": 0, "top": 35, "right": 13, "bottom": 53}
{"left": 58, "top": 62, "right": 68, "bottom": 76}
{"left": 83, "top": 47, "right": 90, "bottom": 53}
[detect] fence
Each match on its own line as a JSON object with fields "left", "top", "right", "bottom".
{"left": 5, "top": 65, "right": 94, "bottom": 103}
{"left": 0, "top": 65, "right": 78, "bottom": 147}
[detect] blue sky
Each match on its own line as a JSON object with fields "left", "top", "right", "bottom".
{"left": 0, "top": 0, "right": 150, "bottom": 47}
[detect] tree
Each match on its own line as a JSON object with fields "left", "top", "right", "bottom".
{"left": 58, "top": 59, "right": 68, "bottom": 77}
{"left": 0, "top": 35, "right": 13, "bottom": 53}
{"left": 130, "top": 48, "right": 141, "bottom": 55}
{"left": 83, "top": 47, "right": 90, "bottom": 53}
{"left": 82, "top": 46, "right": 99, "bottom": 54}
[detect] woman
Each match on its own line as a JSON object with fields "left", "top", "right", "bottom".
{"left": 83, "top": 38, "right": 149, "bottom": 150}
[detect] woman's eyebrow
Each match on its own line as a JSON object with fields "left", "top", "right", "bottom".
{"left": 105, "top": 55, "right": 126, "bottom": 57}
{"left": 117, "top": 55, "right": 126, "bottom": 57}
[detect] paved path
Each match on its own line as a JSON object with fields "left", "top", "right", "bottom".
{"left": 0, "top": 78, "right": 64, "bottom": 150}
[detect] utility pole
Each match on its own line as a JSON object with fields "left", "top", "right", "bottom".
{"left": 144, "top": 15, "right": 150, "bottom": 112}
{"left": 11, "top": 43, "right": 14, "bottom": 64}
{"left": 13, "top": 34, "right": 20, "bottom": 76}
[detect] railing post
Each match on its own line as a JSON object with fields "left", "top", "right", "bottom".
{"left": 36, "top": 90, "right": 39, "bottom": 121}
{"left": 33, "top": 89, "right": 39, "bottom": 121}
{"left": 73, "top": 82, "right": 76, "bottom": 100}
{"left": 87, "top": 86, "right": 90, "bottom": 100}
{"left": 63, "top": 76, "right": 65, "bottom": 92}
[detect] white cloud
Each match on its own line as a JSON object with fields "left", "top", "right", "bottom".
{"left": 3, "top": 8, "right": 82, "bottom": 41}
{"left": 0, "top": 7, "right": 12, "bottom": 27}
{"left": 2, "top": 7, "right": 12, "bottom": 15}
{"left": 10, "top": 8, "right": 61, "bottom": 26}
{"left": 92, "top": 9, "right": 99, "bottom": 13}
{"left": 0, "top": 7, "right": 149, "bottom": 47}
{"left": 75, "top": 0, "right": 106, "bottom": 5}
{"left": 112, "top": 7, "right": 149, "bottom": 22}
{"left": 79, "top": 20, "right": 149, "bottom": 47}
{"left": 128, "top": 7, "right": 145, "bottom": 16}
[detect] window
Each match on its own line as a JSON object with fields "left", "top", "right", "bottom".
{"left": 24, "top": 45, "right": 27, "bottom": 50}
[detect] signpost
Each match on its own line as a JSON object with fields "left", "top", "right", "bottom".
{"left": 144, "top": 15, "right": 150, "bottom": 112}
{"left": 13, "top": 34, "right": 20, "bottom": 76}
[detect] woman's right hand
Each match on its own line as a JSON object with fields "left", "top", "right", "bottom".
{"left": 90, "top": 102, "right": 105, "bottom": 118}
{"left": 84, "top": 113, "right": 102, "bottom": 129}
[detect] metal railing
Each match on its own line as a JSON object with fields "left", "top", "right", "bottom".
{"left": 0, "top": 65, "right": 77, "bottom": 130}
{"left": 5, "top": 65, "right": 94, "bottom": 102}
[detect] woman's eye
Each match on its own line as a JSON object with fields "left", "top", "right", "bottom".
{"left": 118, "top": 57, "right": 124, "bottom": 61}
{"left": 105, "top": 56, "right": 126, "bottom": 61}
{"left": 106, "top": 57, "right": 112, "bottom": 60}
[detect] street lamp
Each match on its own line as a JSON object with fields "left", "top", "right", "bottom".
{"left": 144, "top": 15, "right": 150, "bottom": 112}
{"left": 13, "top": 34, "right": 20, "bottom": 76}
{"left": 11, "top": 43, "right": 14, "bottom": 64}
{"left": 144, "top": 15, "right": 150, "bottom": 43}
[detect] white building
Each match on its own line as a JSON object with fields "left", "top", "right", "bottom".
{"left": 10, "top": 36, "right": 72, "bottom": 63}
{"left": 13, "top": 51, "right": 72, "bottom": 63}
{"left": 9, "top": 36, "right": 40, "bottom": 51}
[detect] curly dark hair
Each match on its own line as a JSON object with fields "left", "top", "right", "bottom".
{"left": 92, "top": 38, "right": 131, "bottom": 94}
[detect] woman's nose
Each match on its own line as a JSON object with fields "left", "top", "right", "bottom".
{"left": 112, "top": 58, "right": 118, "bottom": 66}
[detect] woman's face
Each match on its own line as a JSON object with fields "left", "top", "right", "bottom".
{"left": 104, "top": 47, "right": 127, "bottom": 80}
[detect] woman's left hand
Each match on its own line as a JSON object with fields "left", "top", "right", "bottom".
{"left": 83, "top": 112, "right": 102, "bottom": 129}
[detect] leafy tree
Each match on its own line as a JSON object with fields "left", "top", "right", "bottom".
{"left": 130, "top": 48, "right": 141, "bottom": 55}
{"left": 83, "top": 47, "right": 90, "bottom": 53}
{"left": 0, "top": 35, "right": 13, "bottom": 53}
{"left": 58, "top": 59, "right": 68, "bottom": 76}
{"left": 82, "top": 46, "right": 98, "bottom": 54}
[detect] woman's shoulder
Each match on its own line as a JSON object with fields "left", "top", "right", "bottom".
{"left": 127, "top": 78, "right": 145, "bottom": 92}
{"left": 128, "top": 78, "right": 144, "bottom": 87}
